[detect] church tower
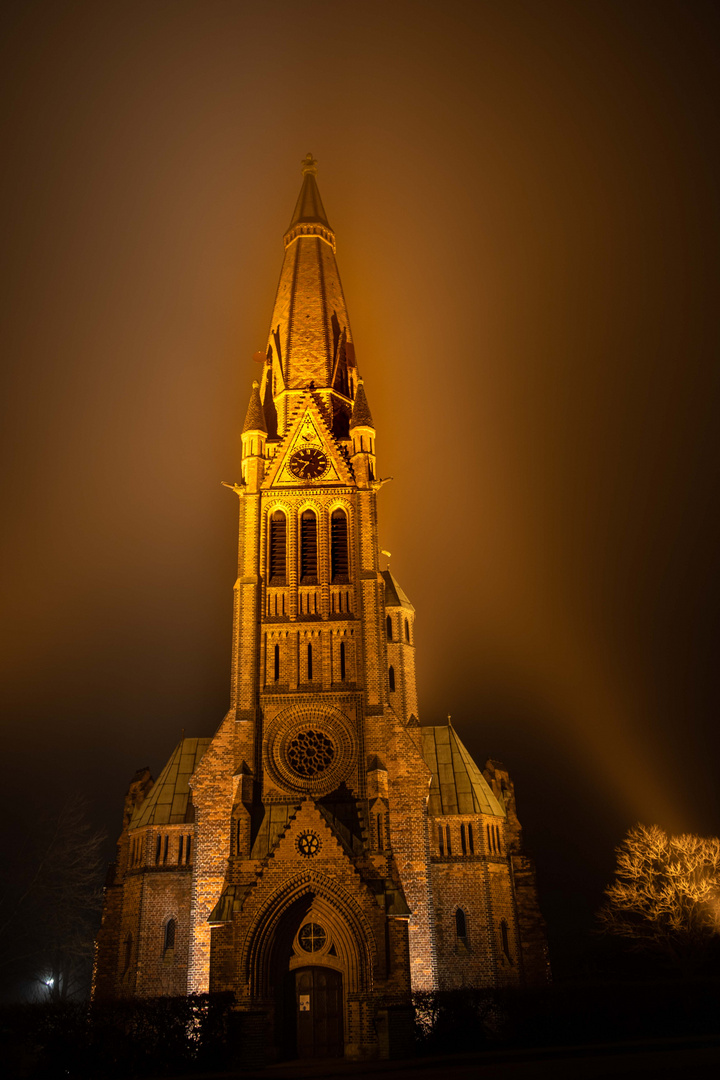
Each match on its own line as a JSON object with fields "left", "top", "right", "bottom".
{"left": 93, "top": 157, "right": 548, "bottom": 1062}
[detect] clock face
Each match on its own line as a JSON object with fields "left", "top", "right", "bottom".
{"left": 288, "top": 446, "right": 329, "bottom": 481}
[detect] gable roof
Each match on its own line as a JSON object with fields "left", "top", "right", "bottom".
{"left": 420, "top": 723, "right": 505, "bottom": 818}
{"left": 130, "top": 737, "right": 211, "bottom": 828}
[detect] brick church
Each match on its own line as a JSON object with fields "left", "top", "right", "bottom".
{"left": 94, "top": 156, "right": 549, "bottom": 1059}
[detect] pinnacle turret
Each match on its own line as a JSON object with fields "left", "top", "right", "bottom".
{"left": 242, "top": 380, "right": 267, "bottom": 434}
{"left": 349, "top": 378, "right": 374, "bottom": 430}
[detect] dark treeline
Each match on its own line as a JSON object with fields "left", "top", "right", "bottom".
{"left": 4, "top": 981, "right": 720, "bottom": 1077}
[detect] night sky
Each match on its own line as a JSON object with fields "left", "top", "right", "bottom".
{"left": 2, "top": 0, "right": 720, "bottom": 981}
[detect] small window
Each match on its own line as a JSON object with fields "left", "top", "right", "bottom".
{"left": 386, "top": 615, "right": 393, "bottom": 640}
{"left": 164, "top": 918, "right": 176, "bottom": 954}
{"left": 340, "top": 641, "right": 346, "bottom": 681}
{"left": 404, "top": 618, "right": 410, "bottom": 642}
{"left": 500, "top": 919, "right": 512, "bottom": 963}
{"left": 155, "top": 835, "right": 162, "bottom": 864}
{"left": 455, "top": 908, "right": 467, "bottom": 939}
{"left": 307, "top": 643, "right": 313, "bottom": 681}
{"left": 468, "top": 822, "right": 474, "bottom": 854}
{"left": 445, "top": 824, "right": 452, "bottom": 856}
{"left": 274, "top": 643, "right": 280, "bottom": 682}
{"left": 185, "top": 835, "right": 192, "bottom": 864}
{"left": 163, "top": 835, "right": 169, "bottom": 864}
{"left": 438, "top": 824, "right": 444, "bottom": 855}
{"left": 460, "top": 823, "right": 467, "bottom": 855}
{"left": 388, "top": 665, "right": 395, "bottom": 692}
{"left": 178, "top": 836, "right": 184, "bottom": 864}
{"left": 123, "top": 934, "right": 133, "bottom": 973}
{"left": 377, "top": 814, "right": 384, "bottom": 852}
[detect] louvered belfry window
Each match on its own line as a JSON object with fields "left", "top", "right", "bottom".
{"left": 331, "top": 509, "right": 349, "bottom": 582}
{"left": 300, "top": 510, "right": 318, "bottom": 582}
{"left": 269, "top": 511, "right": 287, "bottom": 583}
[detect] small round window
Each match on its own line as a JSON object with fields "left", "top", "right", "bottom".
{"left": 298, "top": 923, "right": 327, "bottom": 953}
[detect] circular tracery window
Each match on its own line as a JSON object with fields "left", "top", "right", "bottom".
{"left": 286, "top": 730, "right": 335, "bottom": 777}
{"left": 297, "top": 831, "right": 321, "bottom": 857}
{"left": 298, "top": 923, "right": 327, "bottom": 953}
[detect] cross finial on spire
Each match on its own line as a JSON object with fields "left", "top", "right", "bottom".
{"left": 301, "top": 153, "right": 318, "bottom": 177}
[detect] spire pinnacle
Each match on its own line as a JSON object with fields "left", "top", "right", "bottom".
{"left": 301, "top": 153, "right": 318, "bottom": 177}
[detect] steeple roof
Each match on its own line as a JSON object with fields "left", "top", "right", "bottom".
{"left": 288, "top": 154, "right": 331, "bottom": 229}
{"left": 130, "top": 738, "right": 211, "bottom": 828}
{"left": 381, "top": 569, "right": 414, "bottom": 611}
{"left": 349, "top": 378, "right": 374, "bottom": 430}
{"left": 242, "top": 380, "right": 267, "bottom": 433}
{"left": 266, "top": 156, "right": 352, "bottom": 391}
{"left": 420, "top": 723, "right": 505, "bottom": 817}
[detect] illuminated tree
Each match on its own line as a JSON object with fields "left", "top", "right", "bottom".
{"left": 598, "top": 823, "right": 720, "bottom": 974}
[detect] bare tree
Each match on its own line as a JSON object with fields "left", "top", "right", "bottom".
{"left": 0, "top": 795, "right": 106, "bottom": 1000}
{"left": 598, "top": 823, "right": 720, "bottom": 974}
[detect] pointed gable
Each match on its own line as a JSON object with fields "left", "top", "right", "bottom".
{"left": 263, "top": 394, "right": 354, "bottom": 489}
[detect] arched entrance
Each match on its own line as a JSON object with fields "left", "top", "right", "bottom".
{"left": 294, "top": 966, "right": 343, "bottom": 1058}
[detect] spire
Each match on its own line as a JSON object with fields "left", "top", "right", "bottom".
{"left": 350, "top": 378, "right": 374, "bottom": 430}
{"left": 266, "top": 158, "right": 353, "bottom": 392}
{"left": 288, "top": 154, "right": 331, "bottom": 230}
{"left": 242, "top": 380, "right": 267, "bottom": 433}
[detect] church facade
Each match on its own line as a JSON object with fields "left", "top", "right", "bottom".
{"left": 93, "top": 157, "right": 549, "bottom": 1060}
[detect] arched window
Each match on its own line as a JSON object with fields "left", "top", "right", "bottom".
{"left": 438, "top": 824, "right": 445, "bottom": 855}
{"left": 269, "top": 511, "right": 287, "bottom": 582}
{"left": 123, "top": 934, "right": 133, "bottom": 973}
{"left": 340, "top": 641, "right": 346, "bottom": 681}
{"left": 164, "top": 918, "right": 176, "bottom": 954}
{"left": 455, "top": 908, "right": 467, "bottom": 940}
{"left": 300, "top": 510, "right": 318, "bottom": 582}
{"left": 307, "top": 643, "right": 313, "bottom": 681}
{"left": 274, "top": 643, "right": 280, "bottom": 682}
{"left": 445, "top": 824, "right": 452, "bottom": 856}
{"left": 386, "top": 615, "right": 393, "bottom": 640}
{"left": 388, "top": 665, "right": 395, "bottom": 692}
{"left": 460, "top": 823, "right": 467, "bottom": 855}
{"left": 467, "top": 822, "right": 474, "bottom": 854}
{"left": 178, "top": 836, "right": 184, "bottom": 864}
{"left": 405, "top": 618, "right": 410, "bottom": 642}
{"left": 155, "top": 835, "right": 161, "bottom": 864}
{"left": 331, "top": 509, "right": 349, "bottom": 582}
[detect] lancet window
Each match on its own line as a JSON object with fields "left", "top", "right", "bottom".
{"left": 331, "top": 509, "right": 349, "bottom": 582}
{"left": 269, "top": 511, "right": 287, "bottom": 583}
{"left": 300, "top": 510, "right": 318, "bottom": 582}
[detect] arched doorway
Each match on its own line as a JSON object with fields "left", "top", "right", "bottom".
{"left": 243, "top": 877, "right": 376, "bottom": 1061}
{"left": 294, "top": 966, "right": 343, "bottom": 1058}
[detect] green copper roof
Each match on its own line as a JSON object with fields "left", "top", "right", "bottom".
{"left": 420, "top": 724, "right": 505, "bottom": 818}
{"left": 130, "top": 737, "right": 211, "bottom": 828}
{"left": 382, "top": 569, "right": 414, "bottom": 611}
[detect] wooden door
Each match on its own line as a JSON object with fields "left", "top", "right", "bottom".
{"left": 295, "top": 966, "right": 343, "bottom": 1059}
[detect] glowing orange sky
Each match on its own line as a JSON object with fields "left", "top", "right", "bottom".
{"left": 1, "top": 0, "right": 719, "bottom": 958}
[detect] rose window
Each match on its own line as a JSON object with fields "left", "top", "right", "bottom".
{"left": 286, "top": 730, "right": 335, "bottom": 777}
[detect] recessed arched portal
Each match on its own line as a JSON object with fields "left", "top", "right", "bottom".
{"left": 241, "top": 875, "right": 376, "bottom": 1060}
